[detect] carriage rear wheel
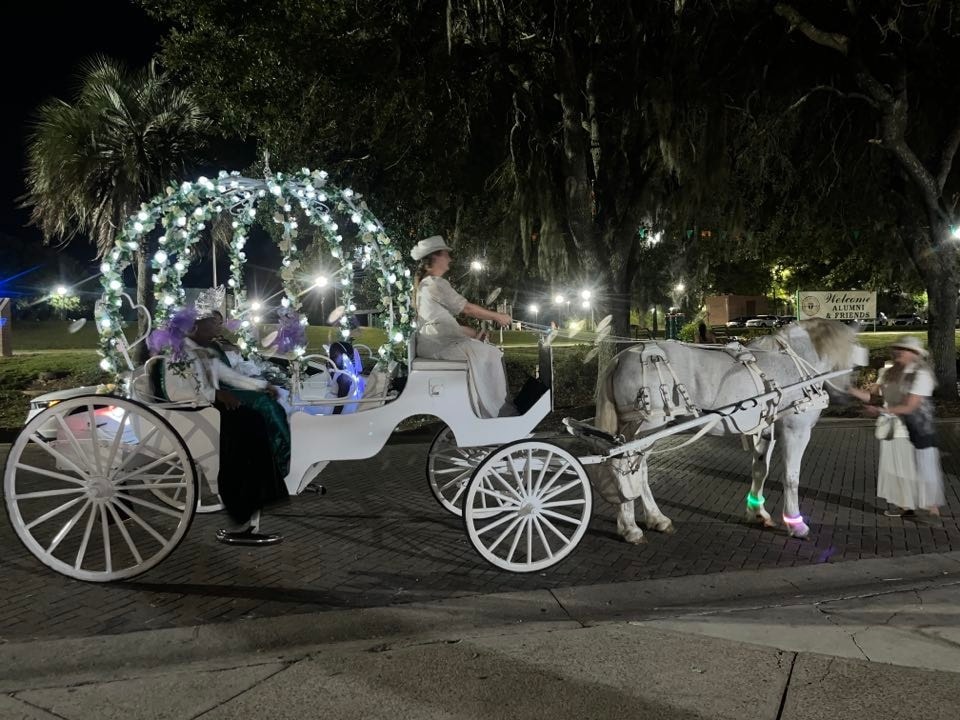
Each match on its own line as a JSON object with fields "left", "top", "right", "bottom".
{"left": 4, "top": 396, "right": 197, "bottom": 582}
{"left": 426, "top": 425, "right": 496, "bottom": 516}
{"left": 463, "top": 440, "right": 592, "bottom": 573}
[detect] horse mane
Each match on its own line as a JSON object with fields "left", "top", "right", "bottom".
{"left": 781, "top": 318, "right": 857, "bottom": 369}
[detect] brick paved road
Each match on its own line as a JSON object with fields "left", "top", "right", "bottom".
{"left": 2, "top": 421, "right": 959, "bottom": 641}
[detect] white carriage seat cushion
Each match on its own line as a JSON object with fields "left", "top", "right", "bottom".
{"left": 411, "top": 358, "right": 468, "bottom": 371}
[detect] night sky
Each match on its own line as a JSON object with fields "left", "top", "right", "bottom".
{"left": 2, "top": 2, "right": 163, "bottom": 253}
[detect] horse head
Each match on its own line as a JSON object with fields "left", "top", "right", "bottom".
{"left": 773, "top": 318, "right": 867, "bottom": 402}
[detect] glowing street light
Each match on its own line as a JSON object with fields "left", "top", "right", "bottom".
{"left": 315, "top": 275, "right": 329, "bottom": 287}
{"left": 250, "top": 301, "right": 262, "bottom": 312}
{"left": 674, "top": 282, "right": 685, "bottom": 293}
{"left": 952, "top": 226, "right": 960, "bottom": 240}
{"left": 580, "top": 289, "right": 591, "bottom": 300}
{"left": 581, "top": 300, "right": 591, "bottom": 309}
{"left": 554, "top": 294, "right": 565, "bottom": 305}
{"left": 470, "top": 260, "right": 483, "bottom": 272}
{"left": 55, "top": 285, "right": 67, "bottom": 297}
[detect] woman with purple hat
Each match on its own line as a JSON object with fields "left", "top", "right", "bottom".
{"left": 848, "top": 335, "right": 945, "bottom": 518}
{"left": 411, "top": 236, "right": 515, "bottom": 418}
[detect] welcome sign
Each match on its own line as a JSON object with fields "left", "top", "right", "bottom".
{"left": 798, "top": 290, "right": 877, "bottom": 321}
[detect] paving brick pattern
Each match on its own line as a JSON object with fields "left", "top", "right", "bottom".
{"left": 2, "top": 421, "right": 959, "bottom": 641}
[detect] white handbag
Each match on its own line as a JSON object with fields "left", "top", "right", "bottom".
{"left": 874, "top": 413, "right": 896, "bottom": 440}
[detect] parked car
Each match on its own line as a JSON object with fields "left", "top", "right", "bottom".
{"left": 725, "top": 316, "right": 754, "bottom": 328}
{"left": 891, "top": 313, "right": 925, "bottom": 326}
{"left": 745, "top": 315, "right": 778, "bottom": 328}
{"left": 776, "top": 316, "right": 796, "bottom": 327}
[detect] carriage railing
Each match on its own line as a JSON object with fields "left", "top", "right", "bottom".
{"left": 566, "top": 367, "right": 853, "bottom": 466}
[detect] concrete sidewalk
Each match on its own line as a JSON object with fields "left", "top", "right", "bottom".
{"left": 2, "top": 552, "right": 959, "bottom": 719}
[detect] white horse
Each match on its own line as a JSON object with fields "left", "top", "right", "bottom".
{"left": 592, "top": 319, "right": 865, "bottom": 543}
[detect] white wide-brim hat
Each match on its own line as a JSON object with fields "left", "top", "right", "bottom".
{"left": 889, "top": 335, "right": 928, "bottom": 358}
{"left": 411, "top": 235, "right": 452, "bottom": 261}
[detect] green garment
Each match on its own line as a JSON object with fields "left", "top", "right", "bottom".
{"left": 228, "top": 389, "right": 291, "bottom": 479}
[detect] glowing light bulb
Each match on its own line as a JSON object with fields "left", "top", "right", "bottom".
{"left": 100, "top": 358, "right": 113, "bottom": 371}
{"left": 100, "top": 263, "right": 110, "bottom": 274}
{"left": 251, "top": 301, "right": 261, "bottom": 311}
{"left": 315, "top": 276, "right": 328, "bottom": 287}
{"left": 133, "top": 222, "right": 144, "bottom": 233}
{"left": 109, "top": 280, "right": 122, "bottom": 291}
{"left": 154, "top": 250, "right": 168, "bottom": 264}
{"left": 392, "top": 331, "right": 403, "bottom": 343}
{"left": 163, "top": 295, "right": 175, "bottom": 306}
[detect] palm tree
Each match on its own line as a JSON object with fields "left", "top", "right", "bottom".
{"left": 21, "top": 56, "right": 209, "bottom": 353}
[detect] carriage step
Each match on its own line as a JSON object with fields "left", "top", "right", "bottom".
{"left": 562, "top": 418, "right": 622, "bottom": 446}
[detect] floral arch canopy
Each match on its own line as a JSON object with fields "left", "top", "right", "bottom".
{"left": 97, "top": 167, "right": 414, "bottom": 371}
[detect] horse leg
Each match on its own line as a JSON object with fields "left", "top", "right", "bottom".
{"left": 636, "top": 473, "right": 674, "bottom": 534}
{"left": 745, "top": 431, "right": 776, "bottom": 527}
{"left": 616, "top": 500, "right": 647, "bottom": 544}
{"left": 780, "top": 420, "right": 812, "bottom": 539}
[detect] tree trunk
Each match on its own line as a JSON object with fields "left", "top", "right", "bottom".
{"left": 134, "top": 248, "right": 154, "bottom": 364}
{"left": 919, "top": 227, "right": 959, "bottom": 400}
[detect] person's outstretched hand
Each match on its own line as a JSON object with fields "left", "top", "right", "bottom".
{"left": 493, "top": 312, "right": 512, "bottom": 328}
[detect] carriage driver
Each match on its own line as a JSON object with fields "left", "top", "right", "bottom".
{"left": 183, "top": 312, "right": 290, "bottom": 546}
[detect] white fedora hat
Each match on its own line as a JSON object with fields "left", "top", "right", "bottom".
{"left": 411, "top": 235, "right": 452, "bottom": 261}
{"left": 889, "top": 335, "right": 928, "bottom": 358}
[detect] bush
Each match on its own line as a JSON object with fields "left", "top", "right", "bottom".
{"left": 678, "top": 319, "right": 699, "bottom": 343}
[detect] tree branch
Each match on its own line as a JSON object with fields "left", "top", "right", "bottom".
{"left": 774, "top": 3, "right": 850, "bottom": 56}
{"left": 785, "top": 84, "right": 878, "bottom": 112}
{"left": 937, "top": 113, "right": 960, "bottom": 193}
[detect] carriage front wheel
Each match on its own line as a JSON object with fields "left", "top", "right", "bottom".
{"left": 463, "top": 440, "right": 592, "bottom": 573}
{"left": 4, "top": 396, "right": 198, "bottom": 582}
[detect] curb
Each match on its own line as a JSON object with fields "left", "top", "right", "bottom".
{"left": 2, "top": 551, "right": 959, "bottom": 692}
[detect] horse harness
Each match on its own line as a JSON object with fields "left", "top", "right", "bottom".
{"left": 614, "top": 338, "right": 830, "bottom": 447}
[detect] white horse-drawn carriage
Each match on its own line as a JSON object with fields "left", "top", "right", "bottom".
{"left": 3, "top": 168, "right": 868, "bottom": 584}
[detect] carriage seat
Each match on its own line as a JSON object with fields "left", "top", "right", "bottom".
{"left": 411, "top": 358, "right": 468, "bottom": 371}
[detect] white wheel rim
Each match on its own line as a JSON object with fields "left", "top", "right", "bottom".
{"left": 464, "top": 441, "right": 592, "bottom": 573}
{"left": 427, "top": 426, "right": 494, "bottom": 516}
{"left": 4, "top": 396, "right": 197, "bottom": 582}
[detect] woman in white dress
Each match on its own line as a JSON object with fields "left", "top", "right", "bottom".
{"left": 411, "top": 235, "right": 515, "bottom": 418}
{"left": 848, "top": 335, "right": 946, "bottom": 518}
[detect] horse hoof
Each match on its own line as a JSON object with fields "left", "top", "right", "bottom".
{"left": 658, "top": 520, "right": 676, "bottom": 535}
{"left": 786, "top": 522, "right": 810, "bottom": 539}
{"left": 745, "top": 511, "right": 776, "bottom": 528}
{"left": 622, "top": 530, "right": 647, "bottom": 545}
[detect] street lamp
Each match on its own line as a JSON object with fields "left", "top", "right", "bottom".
{"left": 470, "top": 260, "right": 484, "bottom": 272}
{"left": 314, "top": 275, "right": 328, "bottom": 288}
{"left": 674, "top": 282, "right": 685, "bottom": 293}
{"left": 55, "top": 285, "right": 67, "bottom": 297}
{"left": 529, "top": 304, "right": 539, "bottom": 325}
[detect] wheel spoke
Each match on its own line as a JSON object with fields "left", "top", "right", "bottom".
{"left": 99, "top": 505, "right": 112, "bottom": 574}
{"left": 47, "top": 500, "right": 92, "bottom": 554}
{"left": 531, "top": 451, "right": 555, "bottom": 495}
{"left": 28, "top": 434, "right": 91, "bottom": 479}
{"left": 120, "top": 503, "right": 170, "bottom": 546}
{"left": 438, "top": 468, "right": 472, "bottom": 493}
{"left": 487, "top": 515, "right": 525, "bottom": 553}
{"left": 486, "top": 467, "right": 524, "bottom": 502}
{"left": 540, "top": 479, "right": 583, "bottom": 503}
{"left": 107, "top": 502, "right": 142, "bottom": 565}
{"left": 538, "top": 513, "right": 571, "bottom": 544}
{"left": 115, "top": 492, "right": 187, "bottom": 519}
{"left": 54, "top": 414, "right": 94, "bottom": 471}
{"left": 523, "top": 450, "right": 533, "bottom": 495}
{"left": 540, "top": 508, "right": 583, "bottom": 525}
{"left": 508, "top": 452, "right": 525, "bottom": 493}
{"left": 506, "top": 516, "right": 529, "bottom": 564}
{"left": 14, "top": 488, "right": 85, "bottom": 500}
{"left": 449, "top": 479, "right": 469, "bottom": 507}
{"left": 117, "top": 482, "right": 190, "bottom": 491}
{"left": 14, "top": 463, "right": 86, "bottom": 488}
{"left": 74, "top": 504, "right": 97, "bottom": 570}
{"left": 114, "top": 452, "right": 181, "bottom": 484}
{"left": 111, "top": 425, "right": 159, "bottom": 476}
{"left": 532, "top": 517, "right": 554, "bottom": 559}
{"left": 25, "top": 495, "right": 85, "bottom": 531}
{"left": 87, "top": 406, "right": 105, "bottom": 476}
{"left": 474, "top": 486, "right": 520, "bottom": 507}
{"left": 475, "top": 509, "right": 526, "bottom": 535}
{"left": 105, "top": 409, "right": 130, "bottom": 470}
{"left": 536, "top": 460, "right": 571, "bottom": 498}
{"left": 526, "top": 513, "right": 534, "bottom": 564}
{"left": 541, "top": 499, "right": 586, "bottom": 509}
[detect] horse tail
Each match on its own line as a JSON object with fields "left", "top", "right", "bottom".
{"left": 595, "top": 353, "right": 621, "bottom": 435}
